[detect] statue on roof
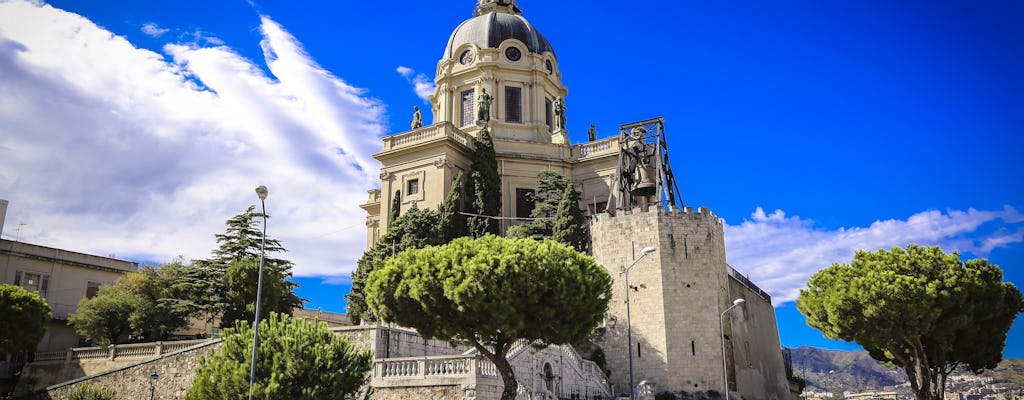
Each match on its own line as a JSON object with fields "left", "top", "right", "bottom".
{"left": 554, "top": 96, "right": 567, "bottom": 131}
{"left": 410, "top": 106, "right": 423, "bottom": 129}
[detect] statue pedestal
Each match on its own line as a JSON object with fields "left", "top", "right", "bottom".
{"left": 551, "top": 128, "right": 569, "bottom": 145}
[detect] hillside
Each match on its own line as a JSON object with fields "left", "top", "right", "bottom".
{"left": 791, "top": 346, "right": 1024, "bottom": 393}
{"left": 791, "top": 346, "right": 904, "bottom": 392}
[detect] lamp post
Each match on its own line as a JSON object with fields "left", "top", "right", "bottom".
{"left": 720, "top": 298, "right": 745, "bottom": 400}
{"left": 248, "top": 185, "right": 269, "bottom": 400}
{"left": 624, "top": 246, "right": 656, "bottom": 399}
{"left": 149, "top": 371, "right": 158, "bottom": 400}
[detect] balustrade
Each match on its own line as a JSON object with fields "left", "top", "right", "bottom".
{"left": 382, "top": 122, "right": 474, "bottom": 152}
{"left": 573, "top": 137, "right": 618, "bottom": 159}
{"left": 29, "top": 339, "right": 211, "bottom": 365}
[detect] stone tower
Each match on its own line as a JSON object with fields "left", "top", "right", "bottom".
{"left": 591, "top": 206, "right": 792, "bottom": 399}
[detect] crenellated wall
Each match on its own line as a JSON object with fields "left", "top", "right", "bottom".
{"left": 590, "top": 205, "right": 791, "bottom": 399}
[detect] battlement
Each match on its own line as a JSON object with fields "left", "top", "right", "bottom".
{"left": 590, "top": 204, "right": 724, "bottom": 227}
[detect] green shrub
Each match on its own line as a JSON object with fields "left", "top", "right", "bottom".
{"left": 69, "top": 383, "right": 116, "bottom": 400}
{"left": 656, "top": 392, "right": 678, "bottom": 400}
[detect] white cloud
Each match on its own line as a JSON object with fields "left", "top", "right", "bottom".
{"left": 396, "top": 65, "right": 435, "bottom": 103}
{"left": 141, "top": 22, "right": 169, "bottom": 38}
{"left": 0, "top": 1, "right": 385, "bottom": 277}
{"left": 724, "top": 206, "right": 1024, "bottom": 305}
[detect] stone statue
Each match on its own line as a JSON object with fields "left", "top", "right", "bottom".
{"left": 553, "top": 96, "right": 566, "bottom": 131}
{"left": 477, "top": 88, "right": 493, "bottom": 125}
{"left": 587, "top": 124, "right": 596, "bottom": 141}
{"left": 410, "top": 106, "right": 423, "bottom": 129}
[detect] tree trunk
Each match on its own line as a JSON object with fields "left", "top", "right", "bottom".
{"left": 470, "top": 339, "right": 518, "bottom": 400}
{"left": 493, "top": 355, "right": 519, "bottom": 400}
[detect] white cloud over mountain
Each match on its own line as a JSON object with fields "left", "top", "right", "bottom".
{"left": 725, "top": 206, "right": 1024, "bottom": 304}
{"left": 0, "top": 1, "right": 385, "bottom": 276}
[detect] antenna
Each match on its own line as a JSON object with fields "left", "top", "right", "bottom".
{"left": 15, "top": 222, "right": 26, "bottom": 242}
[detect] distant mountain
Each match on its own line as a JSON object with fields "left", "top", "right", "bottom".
{"left": 790, "top": 346, "right": 1024, "bottom": 394}
{"left": 791, "top": 346, "right": 905, "bottom": 392}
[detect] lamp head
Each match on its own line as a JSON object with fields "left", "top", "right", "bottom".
{"left": 255, "top": 185, "right": 268, "bottom": 200}
{"left": 150, "top": 371, "right": 159, "bottom": 380}
{"left": 732, "top": 298, "right": 746, "bottom": 306}
{"left": 640, "top": 246, "right": 656, "bottom": 256}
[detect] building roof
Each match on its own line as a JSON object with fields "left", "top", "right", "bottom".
{"left": 443, "top": 2, "right": 555, "bottom": 60}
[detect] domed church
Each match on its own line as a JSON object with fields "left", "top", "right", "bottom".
{"left": 362, "top": 0, "right": 622, "bottom": 243}
{"left": 361, "top": 1, "right": 796, "bottom": 399}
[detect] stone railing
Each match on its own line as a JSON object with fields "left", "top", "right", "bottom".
{"left": 558, "top": 345, "right": 612, "bottom": 398}
{"left": 372, "top": 354, "right": 499, "bottom": 387}
{"left": 572, "top": 137, "right": 618, "bottom": 160}
{"left": 31, "top": 339, "right": 211, "bottom": 364}
{"left": 366, "top": 189, "right": 381, "bottom": 205}
{"left": 381, "top": 121, "right": 475, "bottom": 152}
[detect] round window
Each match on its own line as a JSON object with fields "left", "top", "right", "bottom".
{"left": 505, "top": 46, "right": 522, "bottom": 62}
{"left": 460, "top": 49, "right": 475, "bottom": 65}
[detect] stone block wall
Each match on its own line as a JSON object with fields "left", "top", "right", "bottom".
{"left": 26, "top": 340, "right": 220, "bottom": 400}
{"left": 727, "top": 278, "right": 791, "bottom": 400}
{"left": 333, "top": 325, "right": 472, "bottom": 359}
{"left": 590, "top": 206, "right": 735, "bottom": 395}
{"left": 591, "top": 206, "right": 671, "bottom": 394}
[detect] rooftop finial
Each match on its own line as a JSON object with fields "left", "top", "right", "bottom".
{"left": 474, "top": 0, "right": 520, "bottom": 16}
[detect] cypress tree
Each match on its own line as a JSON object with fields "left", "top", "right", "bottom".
{"left": 439, "top": 172, "right": 468, "bottom": 242}
{"left": 389, "top": 190, "right": 402, "bottom": 227}
{"left": 467, "top": 127, "right": 501, "bottom": 237}
{"left": 552, "top": 183, "right": 588, "bottom": 252}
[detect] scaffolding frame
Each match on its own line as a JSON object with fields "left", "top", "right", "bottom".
{"left": 613, "top": 117, "right": 682, "bottom": 211}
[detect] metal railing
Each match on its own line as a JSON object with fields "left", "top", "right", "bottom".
{"left": 727, "top": 265, "right": 772, "bottom": 303}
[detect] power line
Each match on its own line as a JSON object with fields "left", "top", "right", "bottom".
{"left": 457, "top": 212, "right": 553, "bottom": 221}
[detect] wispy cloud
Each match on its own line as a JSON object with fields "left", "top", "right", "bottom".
{"left": 396, "top": 65, "right": 435, "bottom": 103}
{"left": 725, "top": 206, "right": 1024, "bottom": 304}
{"left": 140, "top": 22, "right": 169, "bottom": 38}
{"left": 0, "top": 0, "right": 385, "bottom": 277}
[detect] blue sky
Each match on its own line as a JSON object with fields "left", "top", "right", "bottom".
{"left": 1, "top": 0, "right": 1022, "bottom": 357}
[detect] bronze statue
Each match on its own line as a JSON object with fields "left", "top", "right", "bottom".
{"left": 477, "top": 88, "right": 492, "bottom": 125}
{"left": 587, "top": 124, "right": 596, "bottom": 141}
{"left": 553, "top": 96, "right": 566, "bottom": 130}
{"left": 410, "top": 106, "right": 423, "bottom": 129}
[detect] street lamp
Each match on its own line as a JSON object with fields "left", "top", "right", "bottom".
{"left": 149, "top": 371, "right": 159, "bottom": 400}
{"left": 624, "top": 245, "right": 656, "bottom": 399}
{"left": 248, "top": 185, "right": 269, "bottom": 400}
{"left": 720, "top": 298, "right": 746, "bottom": 400}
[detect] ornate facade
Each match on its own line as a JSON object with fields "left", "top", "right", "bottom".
{"left": 362, "top": 0, "right": 621, "bottom": 244}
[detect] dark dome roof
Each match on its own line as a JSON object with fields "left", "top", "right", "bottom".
{"left": 443, "top": 11, "right": 555, "bottom": 60}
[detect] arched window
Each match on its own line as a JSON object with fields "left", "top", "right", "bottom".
{"left": 543, "top": 362, "right": 554, "bottom": 392}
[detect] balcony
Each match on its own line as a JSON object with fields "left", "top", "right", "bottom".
{"left": 572, "top": 137, "right": 618, "bottom": 161}
{"left": 380, "top": 121, "right": 475, "bottom": 153}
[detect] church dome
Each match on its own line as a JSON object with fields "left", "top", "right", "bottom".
{"left": 443, "top": 2, "right": 555, "bottom": 60}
